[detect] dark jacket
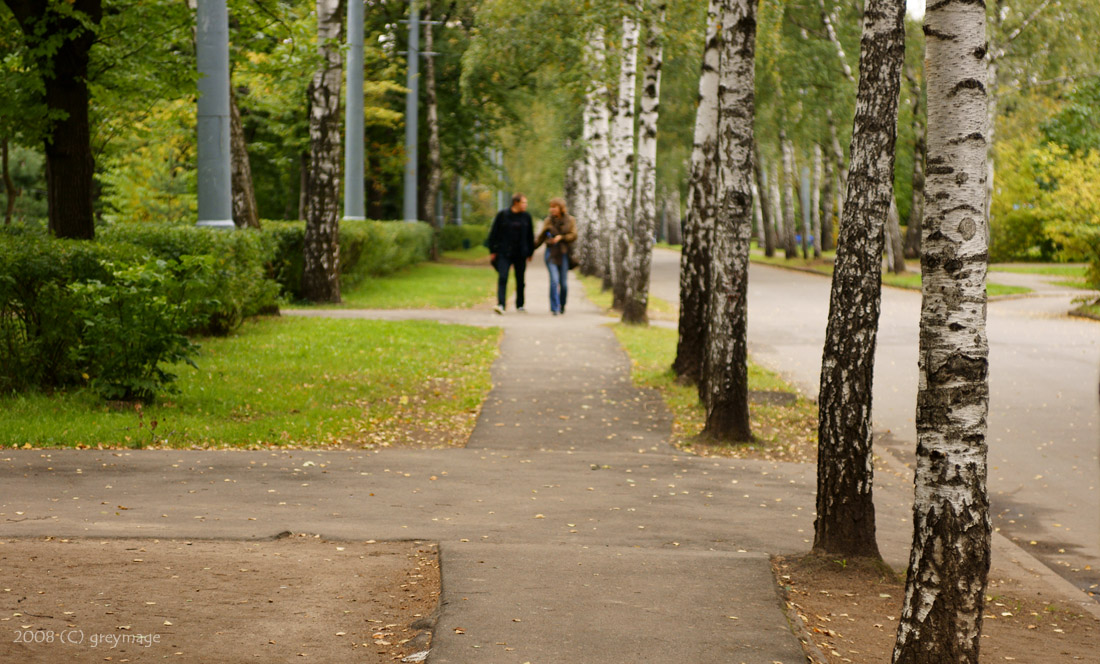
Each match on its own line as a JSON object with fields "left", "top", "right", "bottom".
{"left": 487, "top": 208, "right": 535, "bottom": 259}
{"left": 534, "top": 214, "right": 578, "bottom": 266}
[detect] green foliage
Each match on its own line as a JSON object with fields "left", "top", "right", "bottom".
{"left": 0, "top": 316, "right": 501, "bottom": 449}
{"left": 438, "top": 224, "right": 489, "bottom": 251}
{"left": 333, "top": 261, "right": 495, "bottom": 310}
{"left": 263, "top": 219, "right": 433, "bottom": 298}
{"left": 69, "top": 259, "right": 202, "bottom": 402}
{"left": 98, "top": 223, "right": 281, "bottom": 334}
{"left": 1040, "top": 78, "right": 1100, "bottom": 155}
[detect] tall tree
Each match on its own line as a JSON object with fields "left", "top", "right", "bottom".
{"left": 422, "top": 0, "right": 443, "bottom": 231}
{"left": 229, "top": 85, "right": 261, "bottom": 228}
{"left": 581, "top": 26, "right": 611, "bottom": 279}
{"left": 672, "top": 0, "right": 719, "bottom": 385}
{"left": 780, "top": 133, "right": 797, "bottom": 258}
{"left": 3, "top": 0, "right": 103, "bottom": 239}
{"left": 811, "top": 143, "right": 823, "bottom": 258}
{"left": 623, "top": 0, "right": 666, "bottom": 325}
{"left": 813, "top": 0, "right": 905, "bottom": 558}
{"left": 885, "top": 196, "right": 906, "bottom": 273}
{"left": 610, "top": 6, "right": 641, "bottom": 308}
{"left": 893, "top": 0, "right": 992, "bottom": 659}
{"left": 701, "top": 0, "right": 756, "bottom": 442}
{"left": 301, "top": 0, "right": 344, "bottom": 302}
{"left": 902, "top": 58, "right": 924, "bottom": 258}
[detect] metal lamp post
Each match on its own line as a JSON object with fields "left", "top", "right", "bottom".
{"left": 195, "top": 0, "right": 234, "bottom": 228}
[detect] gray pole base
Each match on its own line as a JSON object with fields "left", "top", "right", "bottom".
{"left": 195, "top": 220, "right": 237, "bottom": 230}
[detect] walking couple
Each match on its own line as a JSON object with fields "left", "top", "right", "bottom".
{"left": 487, "top": 193, "right": 577, "bottom": 316}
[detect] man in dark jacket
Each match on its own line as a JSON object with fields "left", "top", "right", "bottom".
{"left": 487, "top": 193, "right": 535, "bottom": 314}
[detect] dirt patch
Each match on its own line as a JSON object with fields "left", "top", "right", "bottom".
{"left": 0, "top": 536, "right": 440, "bottom": 663}
{"left": 775, "top": 553, "right": 1099, "bottom": 663}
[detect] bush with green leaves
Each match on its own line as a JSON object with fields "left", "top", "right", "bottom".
{"left": 70, "top": 258, "right": 205, "bottom": 402}
{"left": 438, "top": 224, "right": 489, "bottom": 252}
{"left": 263, "top": 219, "right": 433, "bottom": 298}
{"left": 99, "top": 223, "right": 280, "bottom": 335}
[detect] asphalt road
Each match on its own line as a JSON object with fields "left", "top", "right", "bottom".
{"left": 647, "top": 248, "right": 1100, "bottom": 598}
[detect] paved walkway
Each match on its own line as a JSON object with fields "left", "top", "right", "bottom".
{"left": 2, "top": 262, "right": 1095, "bottom": 663}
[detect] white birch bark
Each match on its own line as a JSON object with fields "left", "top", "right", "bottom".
{"left": 819, "top": 0, "right": 856, "bottom": 84}
{"left": 811, "top": 143, "right": 823, "bottom": 257}
{"left": 752, "top": 179, "right": 765, "bottom": 247}
{"left": 610, "top": 8, "right": 641, "bottom": 307}
{"left": 886, "top": 196, "right": 906, "bottom": 273}
{"left": 301, "top": 0, "right": 345, "bottom": 302}
{"left": 814, "top": 0, "right": 906, "bottom": 559}
{"left": 781, "top": 135, "right": 798, "bottom": 258}
{"left": 623, "top": 0, "right": 666, "bottom": 324}
{"left": 769, "top": 158, "right": 782, "bottom": 254}
{"left": 583, "top": 27, "right": 613, "bottom": 281}
{"left": 672, "top": 0, "right": 719, "bottom": 384}
{"left": 893, "top": 0, "right": 991, "bottom": 660}
{"left": 702, "top": 0, "right": 756, "bottom": 440}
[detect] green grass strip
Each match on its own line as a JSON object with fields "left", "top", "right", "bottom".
{"left": 1, "top": 317, "right": 500, "bottom": 449}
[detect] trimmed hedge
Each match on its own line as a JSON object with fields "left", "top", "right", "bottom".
{"left": 438, "top": 224, "right": 489, "bottom": 252}
{"left": 1, "top": 224, "right": 280, "bottom": 400}
{"left": 263, "top": 219, "right": 433, "bottom": 298}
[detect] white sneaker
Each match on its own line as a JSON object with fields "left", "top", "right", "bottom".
{"left": 493, "top": 304, "right": 505, "bottom": 315}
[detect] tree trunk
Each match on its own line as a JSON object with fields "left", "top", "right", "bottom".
{"left": 2, "top": 139, "right": 19, "bottom": 225}
{"left": 672, "top": 0, "right": 719, "bottom": 385}
{"left": 892, "top": 0, "right": 991, "bottom": 660}
{"left": 298, "top": 150, "right": 310, "bottom": 221}
{"left": 754, "top": 147, "right": 776, "bottom": 257}
{"left": 7, "top": 0, "right": 103, "bottom": 239}
{"left": 623, "top": 1, "right": 665, "bottom": 325}
{"left": 819, "top": 0, "right": 856, "bottom": 85}
{"left": 821, "top": 154, "right": 835, "bottom": 251}
{"left": 229, "top": 86, "right": 261, "bottom": 228}
{"left": 886, "top": 196, "right": 906, "bottom": 273}
{"left": 751, "top": 180, "right": 765, "bottom": 248}
{"left": 828, "top": 108, "right": 848, "bottom": 227}
{"left": 423, "top": 0, "right": 443, "bottom": 231}
{"left": 903, "top": 62, "right": 924, "bottom": 258}
{"left": 301, "top": 0, "right": 345, "bottom": 303}
{"left": 813, "top": 0, "right": 905, "bottom": 560}
{"left": 667, "top": 187, "right": 682, "bottom": 244}
{"left": 610, "top": 8, "right": 641, "bottom": 309}
{"left": 582, "top": 27, "right": 611, "bottom": 279}
{"left": 812, "top": 144, "right": 823, "bottom": 258}
{"left": 799, "top": 163, "right": 811, "bottom": 258}
{"left": 702, "top": 0, "right": 756, "bottom": 442}
{"left": 780, "top": 135, "right": 798, "bottom": 258}
{"left": 769, "top": 159, "right": 782, "bottom": 257}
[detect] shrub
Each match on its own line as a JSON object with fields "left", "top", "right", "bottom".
{"left": 0, "top": 230, "right": 138, "bottom": 392}
{"left": 70, "top": 258, "right": 204, "bottom": 402}
{"left": 263, "top": 219, "right": 433, "bottom": 298}
{"left": 438, "top": 224, "right": 489, "bottom": 252}
{"left": 99, "top": 223, "right": 280, "bottom": 335}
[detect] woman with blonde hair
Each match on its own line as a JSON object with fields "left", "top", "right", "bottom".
{"left": 533, "top": 197, "right": 577, "bottom": 315}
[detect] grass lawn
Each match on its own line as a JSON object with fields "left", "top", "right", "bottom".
{"left": 747, "top": 249, "right": 1031, "bottom": 296}
{"left": 288, "top": 252, "right": 497, "bottom": 310}
{"left": 990, "top": 264, "right": 1087, "bottom": 277}
{"left": 611, "top": 323, "right": 818, "bottom": 463}
{"left": 579, "top": 274, "right": 677, "bottom": 320}
{"left": 1, "top": 316, "right": 500, "bottom": 449}
{"left": 1072, "top": 300, "right": 1100, "bottom": 319}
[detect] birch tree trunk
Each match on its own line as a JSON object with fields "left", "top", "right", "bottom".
{"left": 672, "top": 0, "right": 720, "bottom": 385}
{"left": 752, "top": 180, "right": 765, "bottom": 248}
{"left": 229, "top": 86, "right": 261, "bottom": 228}
{"left": 702, "top": 0, "right": 756, "bottom": 442}
{"left": 623, "top": 1, "right": 666, "bottom": 325}
{"left": 903, "top": 62, "right": 925, "bottom": 258}
{"left": 754, "top": 147, "right": 776, "bottom": 257}
{"left": 423, "top": 0, "right": 443, "bottom": 231}
{"left": 821, "top": 155, "right": 835, "bottom": 251}
{"left": 813, "top": 0, "right": 905, "bottom": 559}
{"left": 812, "top": 144, "right": 823, "bottom": 258}
{"left": 828, "top": 109, "right": 848, "bottom": 227}
{"left": 583, "top": 27, "right": 612, "bottom": 279}
{"left": 780, "top": 135, "right": 798, "bottom": 259}
{"left": 667, "top": 188, "right": 682, "bottom": 244}
{"left": 611, "top": 9, "right": 641, "bottom": 308}
{"left": 301, "top": 0, "right": 345, "bottom": 303}
{"left": 769, "top": 159, "right": 782, "bottom": 256}
{"left": 886, "top": 196, "right": 906, "bottom": 273}
{"left": 893, "top": 0, "right": 991, "bottom": 659}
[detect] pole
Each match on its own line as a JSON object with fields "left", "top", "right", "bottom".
{"left": 195, "top": 0, "right": 234, "bottom": 228}
{"left": 800, "top": 164, "right": 812, "bottom": 258}
{"left": 402, "top": 0, "right": 420, "bottom": 222}
{"left": 344, "top": 0, "right": 365, "bottom": 220}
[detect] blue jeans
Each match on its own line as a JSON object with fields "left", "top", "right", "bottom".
{"left": 545, "top": 249, "right": 568, "bottom": 313}
{"left": 497, "top": 254, "right": 526, "bottom": 309}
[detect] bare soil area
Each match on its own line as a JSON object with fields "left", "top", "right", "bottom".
{"left": 0, "top": 536, "right": 440, "bottom": 663}
{"left": 776, "top": 554, "right": 1098, "bottom": 663}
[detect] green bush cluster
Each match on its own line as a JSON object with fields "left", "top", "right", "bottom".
{"left": 262, "top": 219, "right": 433, "bottom": 297}
{"left": 437, "top": 224, "right": 489, "bottom": 252}
{"left": 0, "top": 225, "right": 278, "bottom": 401}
